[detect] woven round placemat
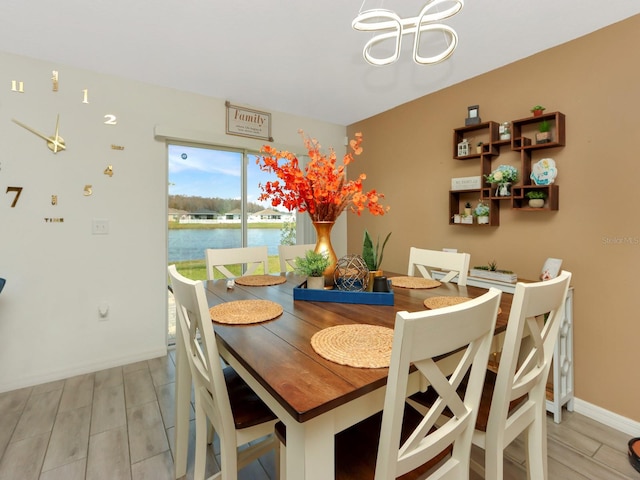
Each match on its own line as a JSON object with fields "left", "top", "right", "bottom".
{"left": 209, "top": 299, "right": 283, "bottom": 325}
{"left": 311, "top": 324, "right": 394, "bottom": 368}
{"left": 423, "top": 296, "right": 502, "bottom": 314}
{"left": 234, "top": 275, "right": 287, "bottom": 287}
{"left": 424, "top": 296, "right": 472, "bottom": 309}
{"left": 388, "top": 276, "right": 441, "bottom": 289}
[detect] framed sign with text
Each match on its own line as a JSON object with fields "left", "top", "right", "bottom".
{"left": 225, "top": 101, "right": 273, "bottom": 141}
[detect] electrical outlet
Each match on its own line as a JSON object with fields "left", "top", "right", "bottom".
{"left": 92, "top": 218, "right": 109, "bottom": 235}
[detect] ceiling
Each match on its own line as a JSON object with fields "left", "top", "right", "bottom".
{"left": 1, "top": 0, "right": 639, "bottom": 126}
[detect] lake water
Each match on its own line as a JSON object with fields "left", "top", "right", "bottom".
{"left": 168, "top": 228, "right": 283, "bottom": 262}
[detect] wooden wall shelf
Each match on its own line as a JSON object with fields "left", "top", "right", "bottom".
{"left": 449, "top": 112, "right": 566, "bottom": 226}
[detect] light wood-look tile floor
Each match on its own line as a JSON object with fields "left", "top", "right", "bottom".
{"left": 0, "top": 350, "right": 637, "bottom": 479}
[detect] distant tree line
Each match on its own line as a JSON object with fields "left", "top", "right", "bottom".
{"left": 169, "top": 195, "right": 272, "bottom": 214}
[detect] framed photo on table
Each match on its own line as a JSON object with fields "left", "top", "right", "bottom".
{"left": 541, "top": 258, "right": 562, "bottom": 280}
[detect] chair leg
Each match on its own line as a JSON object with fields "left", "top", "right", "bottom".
{"left": 525, "top": 404, "right": 548, "bottom": 480}
{"left": 483, "top": 438, "right": 505, "bottom": 480}
{"left": 194, "top": 398, "right": 208, "bottom": 480}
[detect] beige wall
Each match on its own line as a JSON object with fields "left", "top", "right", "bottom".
{"left": 0, "top": 50, "right": 346, "bottom": 392}
{"left": 347, "top": 15, "right": 640, "bottom": 422}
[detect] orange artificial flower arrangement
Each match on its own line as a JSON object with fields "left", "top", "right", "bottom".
{"left": 256, "top": 130, "right": 389, "bottom": 222}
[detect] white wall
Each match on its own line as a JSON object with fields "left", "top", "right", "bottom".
{"left": 0, "top": 51, "right": 346, "bottom": 392}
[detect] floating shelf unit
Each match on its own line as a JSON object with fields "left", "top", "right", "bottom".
{"left": 449, "top": 112, "right": 566, "bottom": 226}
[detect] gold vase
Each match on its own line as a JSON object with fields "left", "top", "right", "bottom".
{"left": 313, "top": 221, "right": 338, "bottom": 286}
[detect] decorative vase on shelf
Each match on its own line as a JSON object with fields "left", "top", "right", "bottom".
{"left": 313, "top": 221, "right": 338, "bottom": 286}
{"left": 497, "top": 182, "right": 512, "bottom": 197}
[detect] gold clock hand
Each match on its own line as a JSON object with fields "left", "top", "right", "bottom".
{"left": 52, "top": 114, "right": 65, "bottom": 153}
{"left": 12, "top": 117, "right": 66, "bottom": 153}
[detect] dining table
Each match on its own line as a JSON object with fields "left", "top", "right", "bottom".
{"left": 173, "top": 271, "right": 512, "bottom": 480}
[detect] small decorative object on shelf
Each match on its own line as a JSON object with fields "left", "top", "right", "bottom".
{"left": 525, "top": 190, "right": 547, "bottom": 208}
{"left": 473, "top": 201, "right": 490, "bottom": 224}
{"left": 485, "top": 165, "right": 518, "bottom": 196}
{"left": 333, "top": 254, "right": 369, "bottom": 291}
{"left": 461, "top": 215, "right": 473, "bottom": 224}
{"left": 531, "top": 105, "right": 545, "bottom": 117}
{"left": 464, "top": 202, "right": 472, "bottom": 216}
{"left": 470, "top": 260, "right": 517, "bottom": 283}
{"left": 536, "top": 120, "right": 552, "bottom": 144}
{"left": 457, "top": 138, "right": 470, "bottom": 156}
{"left": 466, "top": 105, "right": 480, "bottom": 125}
{"left": 499, "top": 122, "right": 511, "bottom": 140}
{"left": 531, "top": 158, "right": 557, "bottom": 185}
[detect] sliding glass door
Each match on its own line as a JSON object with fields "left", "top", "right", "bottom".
{"left": 167, "top": 142, "right": 291, "bottom": 280}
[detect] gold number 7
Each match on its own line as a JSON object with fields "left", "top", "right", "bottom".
{"left": 6, "top": 186, "right": 23, "bottom": 207}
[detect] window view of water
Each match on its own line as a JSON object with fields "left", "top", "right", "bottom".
{"left": 168, "top": 228, "right": 283, "bottom": 262}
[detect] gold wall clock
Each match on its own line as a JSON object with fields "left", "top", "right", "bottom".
{"left": 4, "top": 68, "right": 122, "bottom": 210}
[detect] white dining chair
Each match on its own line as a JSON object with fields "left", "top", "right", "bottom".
{"left": 277, "top": 243, "right": 315, "bottom": 272}
{"left": 407, "top": 247, "right": 471, "bottom": 286}
{"left": 276, "top": 288, "right": 502, "bottom": 479}
{"left": 168, "top": 265, "right": 279, "bottom": 480}
{"left": 410, "top": 270, "right": 572, "bottom": 480}
{"left": 473, "top": 270, "right": 572, "bottom": 480}
{"left": 205, "top": 246, "right": 269, "bottom": 280}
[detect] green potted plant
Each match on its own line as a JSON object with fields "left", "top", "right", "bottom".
{"left": 473, "top": 201, "right": 490, "bottom": 224}
{"left": 295, "top": 250, "right": 330, "bottom": 289}
{"left": 464, "top": 202, "right": 472, "bottom": 216}
{"left": 476, "top": 141, "right": 483, "bottom": 154}
{"left": 525, "top": 190, "right": 547, "bottom": 208}
{"left": 531, "top": 105, "right": 545, "bottom": 117}
{"left": 363, "top": 230, "right": 392, "bottom": 291}
{"left": 536, "top": 120, "right": 551, "bottom": 144}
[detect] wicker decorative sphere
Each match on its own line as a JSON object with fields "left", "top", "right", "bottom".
{"left": 333, "top": 254, "right": 369, "bottom": 291}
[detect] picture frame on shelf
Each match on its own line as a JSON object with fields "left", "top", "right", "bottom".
{"left": 465, "top": 105, "right": 481, "bottom": 125}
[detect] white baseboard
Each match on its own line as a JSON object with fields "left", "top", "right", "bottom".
{"left": 573, "top": 397, "right": 640, "bottom": 437}
{"left": 0, "top": 346, "right": 168, "bottom": 394}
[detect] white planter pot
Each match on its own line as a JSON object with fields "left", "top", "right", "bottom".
{"left": 306, "top": 276, "right": 325, "bottom": 290}
{"left": 470, "top": 268, "right": 517, "bottom": 283}
{"left": 477, "top": 215, "right": 489, "bottom": 224}
{"left": 528, "top": 198, "right": 545, "bottom": 208}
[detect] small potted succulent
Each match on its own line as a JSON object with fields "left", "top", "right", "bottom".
{"left": 476, "top": 141, "right": 483, "bottom": 154}
{"left": 536, "top": 120, "right": 551, "bottom": 144}
{"left": 525, "top": 190, "right": 547, "bottom": 208}
{"left": 531, "top": 105, "right": 546, "bottom": 117}
{"left": 362, "top": 230, "right": 392, "bottom": 291}
{"left": 295, "top": 250, "right": 330, "bottom": 290}
{"left": 464, "top": 202, "right": 472, "bottom": 216}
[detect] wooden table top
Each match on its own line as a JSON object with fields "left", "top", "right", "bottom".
{"left": 204, "top": 272, "right": 511, "bottom": 423}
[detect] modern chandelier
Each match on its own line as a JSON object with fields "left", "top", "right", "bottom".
{"left": 352, "top": 0, "right": 464, "bottom": 66}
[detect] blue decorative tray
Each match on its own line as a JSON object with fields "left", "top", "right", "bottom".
{"left": 293, "top": 281, "right": 394, "bottom": 306}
